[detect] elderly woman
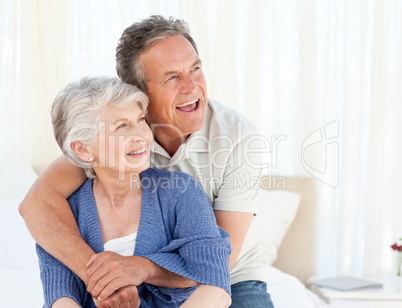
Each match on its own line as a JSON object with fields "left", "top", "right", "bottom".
{"left": 36, "top": 77, "right": 231, "bottom": 308}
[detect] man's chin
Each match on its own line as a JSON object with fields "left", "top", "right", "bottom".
{"left": 181, "top": 120, "right": 205, "bottom": 136}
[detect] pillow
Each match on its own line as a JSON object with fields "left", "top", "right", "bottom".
{"left": 255, "top": 189, "right": 301, "bottom": 265}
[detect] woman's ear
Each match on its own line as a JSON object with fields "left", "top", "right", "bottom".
{"left": 71, "top": 141, "right": 94, "bottom": 162}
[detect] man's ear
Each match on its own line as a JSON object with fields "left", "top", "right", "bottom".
{"left": 71, "top": 141, "right": 94, "bottom": 162}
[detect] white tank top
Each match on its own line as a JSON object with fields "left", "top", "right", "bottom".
{"left": 103, "top": 232, "right": 137, "bottom": 256}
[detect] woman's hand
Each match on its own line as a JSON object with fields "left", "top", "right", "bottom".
{"left": 92, "top": 286, "right": 140, "bottom": 308}
{"left": 180, "top": 285, "right": 232, "bottom": 308}
{"left": 52, "top": 297, "right": 81, "bottom": 308}
{"left": 86, "top": 251, "right": 148, "bottom": 301}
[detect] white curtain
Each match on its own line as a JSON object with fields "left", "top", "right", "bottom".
{"left": 1, "top": 0, "right": 401, "bottom": 280}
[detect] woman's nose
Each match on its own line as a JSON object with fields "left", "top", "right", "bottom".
{"left": 132, "top": 126, "right": 151, "bottom": 144}
{"left": 131, "top": 135, "right": 145, "bottom": 143}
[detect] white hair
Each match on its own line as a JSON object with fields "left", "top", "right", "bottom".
{"left": 51, "top": 76, "right": 149, "bottom": 178}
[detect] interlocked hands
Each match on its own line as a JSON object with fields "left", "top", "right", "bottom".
{"left": 85, "top": 251, "right": 148, "bottom": 308}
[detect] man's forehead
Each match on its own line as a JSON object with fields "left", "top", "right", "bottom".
{"left": 161, "top": 58, "right": 202, "bottom": 75}
{"left": 141, "top": 36, "right": 198, "bottom": 63}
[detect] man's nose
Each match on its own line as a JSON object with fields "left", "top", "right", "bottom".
{"left": 180, "top": 74, "right": 197, "bottom": 94}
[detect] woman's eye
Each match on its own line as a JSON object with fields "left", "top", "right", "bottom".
{"left": 118, "top": 123, "right": 128, "bottom": 129}
{"left": 138, "top": 116, "right": 146, "bottom": 122}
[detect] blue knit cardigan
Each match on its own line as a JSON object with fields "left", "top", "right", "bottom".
{"left": 36, "top": 168, "right": 231, "bottom": 308}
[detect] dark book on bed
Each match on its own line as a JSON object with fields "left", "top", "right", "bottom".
{"left": 307, "top": 276, "right": 383, "bottom": 291}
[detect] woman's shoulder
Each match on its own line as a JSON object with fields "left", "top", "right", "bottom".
{"left": 67, "top": 178, "right": 93, "bottom": 207}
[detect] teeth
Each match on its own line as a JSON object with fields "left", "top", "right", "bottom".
{"left": 177, "top": 99, "right": 198, "bottom": 108}
{"left": 128, "top": 148, "right": 146, "bottom": 155}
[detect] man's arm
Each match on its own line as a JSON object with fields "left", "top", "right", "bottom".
{"left": 19, "top": 156, "right": 92, "bottom": 280}
{"left": 212, "top": 126, "right": 263, "bottom": 271}
{"left": 214, "top": 211, "right": 253, "bottom": 271}
{"left": 20, "top": 156, "right": 195, "bottom": 293}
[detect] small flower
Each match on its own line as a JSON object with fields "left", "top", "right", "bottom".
{"left": 391, "top": 238, "right": 402, "bottom": 276}
{"left": 391, "top": 243, "right": 402, "bottom": 252}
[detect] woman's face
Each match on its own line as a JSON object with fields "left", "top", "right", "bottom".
{"left": 89, "top": 102, "right": 152, "bottom": 178}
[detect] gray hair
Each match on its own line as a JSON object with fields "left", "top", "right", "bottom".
{"left": 115, "top": 15, "right": 198, "bottom": 93}
{"left": 51, "top": 76, "right": 149, "bottom": 178}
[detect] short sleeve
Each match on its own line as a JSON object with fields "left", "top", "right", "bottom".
{"left": 213, "top": 128, "right": 263, "bottom": 214}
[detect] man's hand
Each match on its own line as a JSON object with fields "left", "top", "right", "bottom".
{"left": 86, "top": 252, "right": 147, "bottom": 301}
{"left": 86, "top": 251, "right": 196, "bottom": 301}
{"left": 92, "top": 286, "right": 140, "bottom": 308}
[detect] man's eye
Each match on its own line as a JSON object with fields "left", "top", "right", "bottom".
{"left": 167, "top": 75, "right": 176, "bottom": 81}
{"left": 138, "top": 116, "right": 146, "bottom": 122}
{"left": 192, "top": 67, "right": 200, "bottom": 72}
{"left": 118, "top": 123, "right": 128, "bottom": 129}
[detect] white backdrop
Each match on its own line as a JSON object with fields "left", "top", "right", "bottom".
{"left": 1, "top": 0, "right": 401, "bottom": 280}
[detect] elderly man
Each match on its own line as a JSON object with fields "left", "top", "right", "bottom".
{"left": 20, "top": 15, "right": 273, "bottom": 308}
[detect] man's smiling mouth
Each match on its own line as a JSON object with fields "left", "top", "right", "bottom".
{"left": 176, "top": 99, "right": 199, "bottom": 112}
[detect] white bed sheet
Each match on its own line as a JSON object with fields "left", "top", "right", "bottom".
{"left": 266, "top": 265, "right": 328, "bottom": 308}
{"left": 329, "top": 300, "right": 402, "bottom": 308}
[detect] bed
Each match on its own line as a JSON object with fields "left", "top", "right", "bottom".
{"left": 0, "top": 151, "right": 328, "bottom": 307}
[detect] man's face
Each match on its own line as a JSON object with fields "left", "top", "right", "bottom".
{"left": 139, "top": 35, "right": 208, "bottom": 142}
